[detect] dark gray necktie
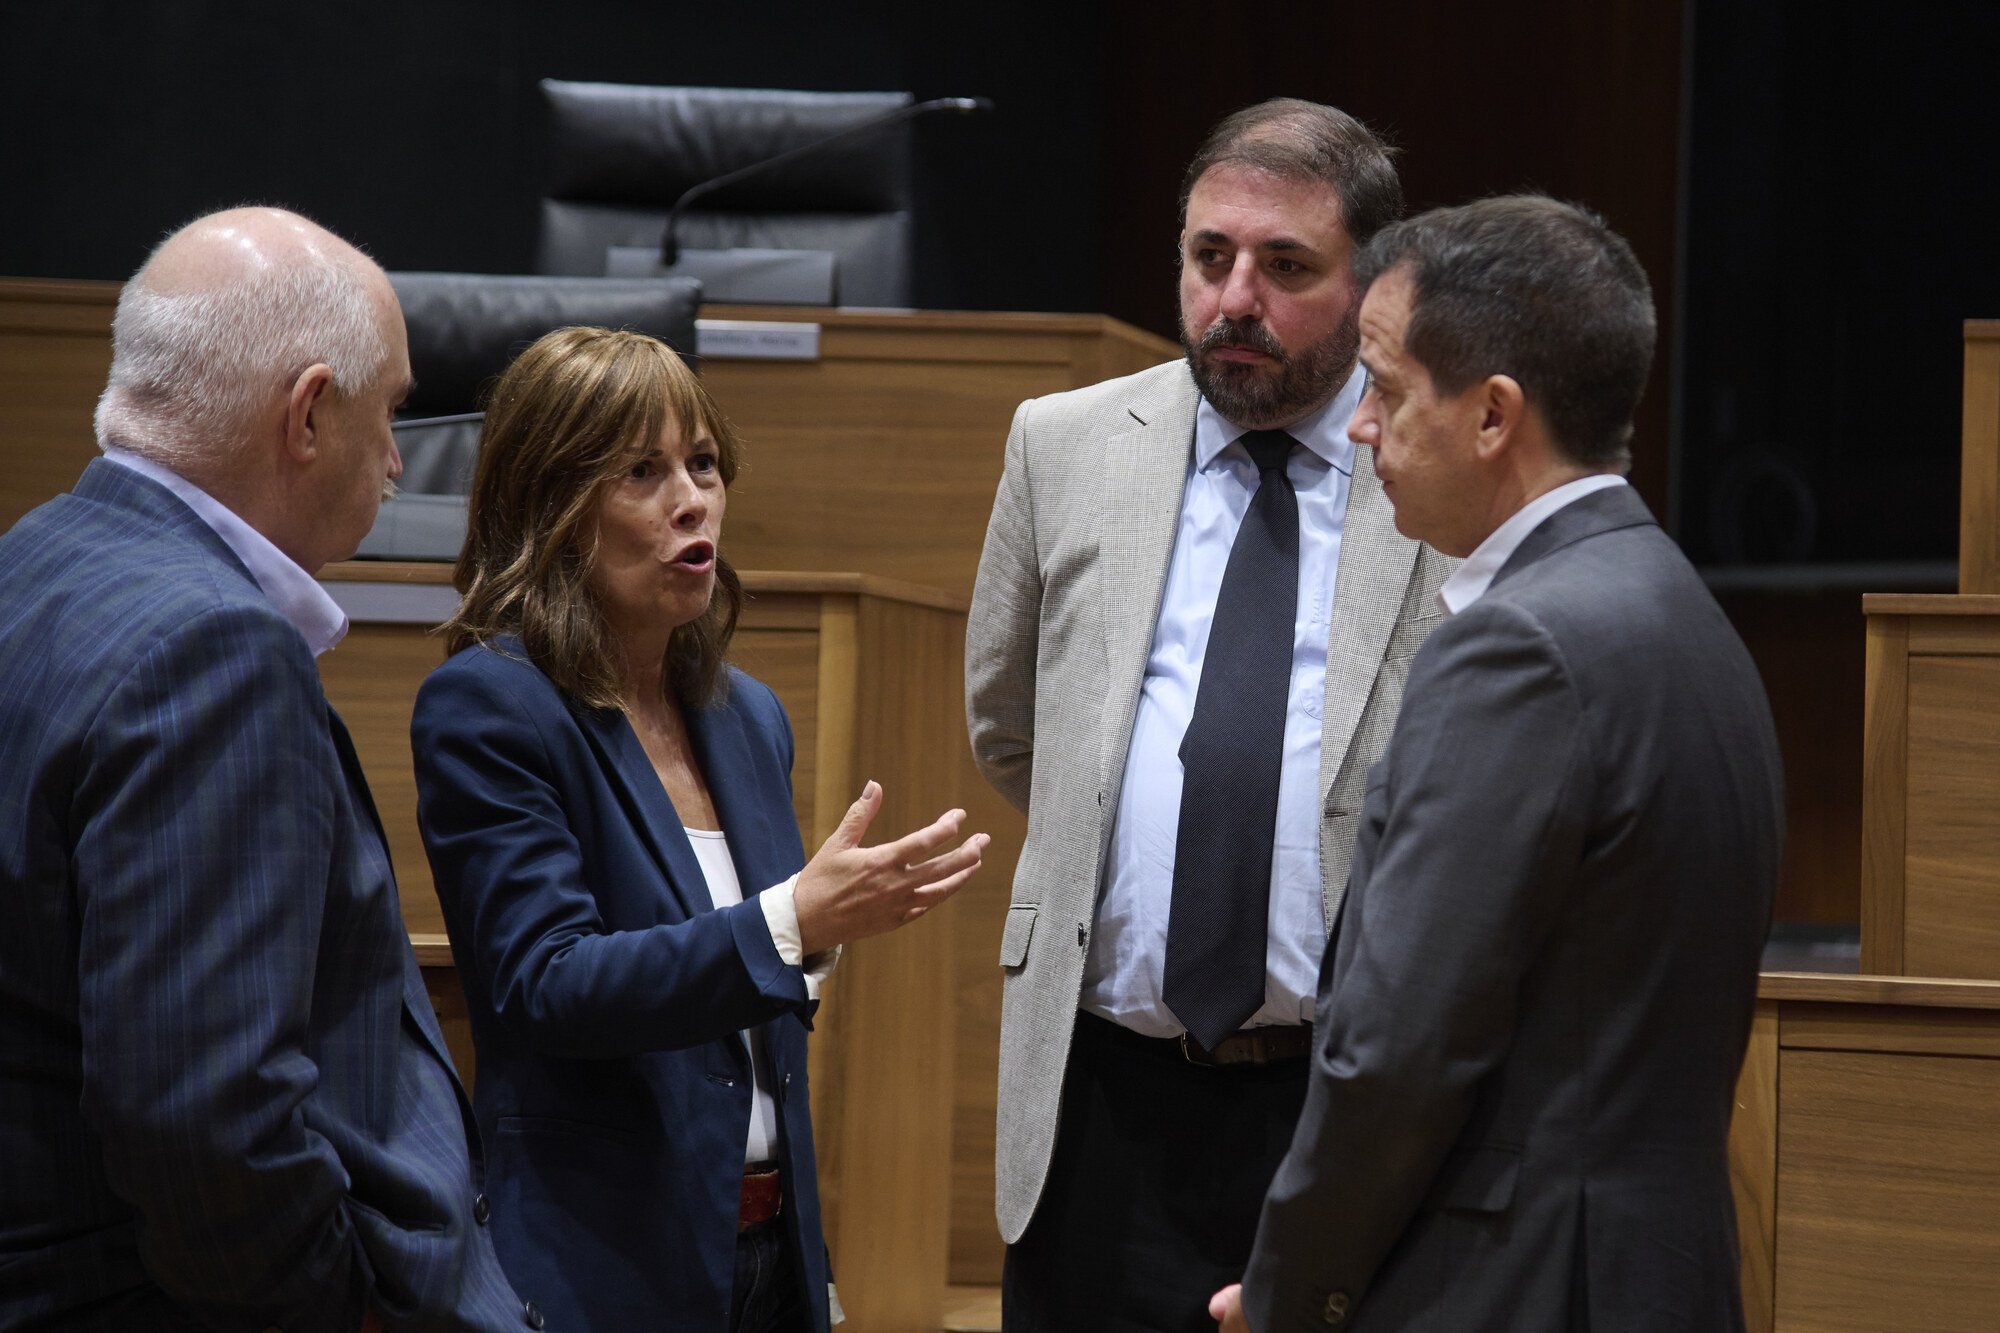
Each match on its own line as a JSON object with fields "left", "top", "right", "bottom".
{"left": 1163, "top": 429, "right": 1299, "bottom": 1052}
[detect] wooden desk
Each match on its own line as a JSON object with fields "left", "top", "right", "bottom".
{"left": 331, "top": 565, "right": 968, "bottom": 1333}
{"left": 0, "top": 279, "right": 1176, "bottom": 594}
{"left": 1731, "top": 972, "right": 2000, "bottom": 1333}
{"left": 2, "top": 274, "right": 1172, "bottom": 1288}
{"left": 1860, "top": 594, "right": 2000, "bottom": 977}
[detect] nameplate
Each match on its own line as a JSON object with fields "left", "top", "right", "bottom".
{"left": 695, "top": 319, "right": 823, "bottom": 362}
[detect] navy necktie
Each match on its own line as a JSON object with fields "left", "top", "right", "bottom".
{"left": 1163, "top": 429, "right": 1299, "bottom": 1052}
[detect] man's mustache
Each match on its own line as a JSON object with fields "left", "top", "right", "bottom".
{"left": 1197, "top": 318, "right": 1286, "bottom": 364}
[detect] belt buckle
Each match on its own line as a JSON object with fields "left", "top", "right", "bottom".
{"left": 1179, "top": 1032, "right": 1216, "bottom": 1066}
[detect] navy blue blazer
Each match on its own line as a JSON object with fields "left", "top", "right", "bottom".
{"left": 0, "top": 460, "right": 528, "bottom": 1331}
{"left": 411, "top": 638, "right": 831, "bottom": 1333}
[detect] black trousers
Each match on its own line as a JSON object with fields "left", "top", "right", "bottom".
{"left": 731, "top": 1220, "right": 811, "bottom": 1333}
{"left": 1003, "top": 1012, "right": 1311, "bottom": 1333}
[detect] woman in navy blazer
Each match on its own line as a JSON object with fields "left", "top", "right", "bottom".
{"left": 411, "top": 327, "right": 986, "bottom": 1332}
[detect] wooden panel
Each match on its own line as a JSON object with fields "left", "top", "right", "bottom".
{"left": 1781, "top": 1006, "right": 2000, "bottom": 1059}
{"left": 1860, "top": 616, "right": 1909, "bottom": 973}
{"left": 706, "top": 358, "right": 1057, "bottom": 596}
{"left": 1730, "top": 1003, "right": 1778, "bottom": 1333}
{"left": 804, "top": 599, "right": 962, "bottom": 1332}
{"left": 1862, "top": 593, "right": 2000, "bottom": 616}
{"left": 725, "top": 626, "right": 822, "bottom": 839}
{"left": 0, "top": 290, "right": 115, "bottom": 531}
{"left": 1775, "top": 1048, "right": 2000, "bottom": 1332}
{"left": 1907, "top": 615, "right": 2000, "bottom": 656}
{"left": 316, "top": 623, "right": 450, "bottom": 934}
{"left": 1903, "top": 656, "right": 2000, "bottom": 977}
{"left": 1961, "top": 325, "right": 2000, "bottom": 593}
{"left": 1757, "top": 971, "right": 2000, "bottom": 1008}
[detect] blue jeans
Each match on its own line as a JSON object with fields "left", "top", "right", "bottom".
{"left": 732, "top": 1222, "right": 810, "bottom": 1333}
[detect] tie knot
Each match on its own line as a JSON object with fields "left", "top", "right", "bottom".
{"left": 1240, "top": 430, "right": 1294, "bottom": 475}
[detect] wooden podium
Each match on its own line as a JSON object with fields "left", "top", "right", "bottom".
{"left": 1715, "top": 320, "right": 2000, "bottom": 1333}
{"left": 324, "top": 562, "right": 974, "bottom": 1333}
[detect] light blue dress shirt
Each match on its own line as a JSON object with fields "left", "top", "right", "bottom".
{"left": 100, "top": 446, "right": 349, "bottom": 657}
{"left": 1081, "top": 363, "right": 1365, "bottom": 1038}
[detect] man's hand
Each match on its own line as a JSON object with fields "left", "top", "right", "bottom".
{"left": 1210, "top": 1282, "right": 1251, "bottom": 1332}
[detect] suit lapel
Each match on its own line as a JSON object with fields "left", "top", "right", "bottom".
{"left": 1097, "top": 377, "right": 1198, "bottom": 800}
{"left": 684, "top": 696, "right": 780, "bottom": 900}
{"left": 1316, "top": 442, "right": 1420, "bottom": 811}
{"left": 574, "top": 705, "right": 710, "bottom": 920}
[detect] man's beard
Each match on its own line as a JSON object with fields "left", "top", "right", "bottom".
{"left": 1180, "top": 312, "right": 1359, "bottom": 429}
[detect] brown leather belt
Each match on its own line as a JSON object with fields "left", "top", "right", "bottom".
{"left": 740, "top": 1164, "right": 783, "bottom": 1231}
{"left": 1180, "top": 1024, "right": 1313, "bottom": 1067}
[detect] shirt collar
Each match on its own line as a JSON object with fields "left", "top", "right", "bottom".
{"left": 1194, "top": 359, "right": 1365, "bottom": 476}
{"left": 1437, "top": 473, "right": 1629, "bottom": 615}
{"left": 101, "top": 446, "right": 350, "bottom": 656}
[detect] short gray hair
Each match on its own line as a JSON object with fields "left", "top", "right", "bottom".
{"left": 94, "top": 231, "right": 389, "bottom": 468}
{"left": 1355, "top": 195, "right": 1655, "bottom": 469}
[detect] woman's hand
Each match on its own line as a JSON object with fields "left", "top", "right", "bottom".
{"left": 793, "top": 781, "right": 987, "bottom": 956}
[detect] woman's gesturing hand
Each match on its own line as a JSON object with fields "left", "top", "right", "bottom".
{"left": 793, "top": 780, "right": 987, "bottom": 957}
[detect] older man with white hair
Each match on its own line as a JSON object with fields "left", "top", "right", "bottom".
{"left": 0, "top": 208, "right": 540, "bottom": 1331}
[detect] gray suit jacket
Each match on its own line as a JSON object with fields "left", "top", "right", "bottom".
{"left": 1242, "top": 485, "right": 1782, "bottom": 1332}
{"left": 966, "top": 360, "right": 1456, "bottom": 1244}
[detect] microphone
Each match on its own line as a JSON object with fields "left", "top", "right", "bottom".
{"left": 658, "top": 96, "right": 994, "bottom": 266}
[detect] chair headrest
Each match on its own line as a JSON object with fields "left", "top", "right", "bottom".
{"left": 541, "top": 81, "right": 914, "bottom": 212}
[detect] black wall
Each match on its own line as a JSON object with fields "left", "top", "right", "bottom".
{"left": 0, "top": 1, "right": 1101, "bottom": 313}
{"left": 1679, "top": 0, "right": 2000, "bottom": 566}
{"left": 9, "top": 1, "right": 1997, "bottom": 570}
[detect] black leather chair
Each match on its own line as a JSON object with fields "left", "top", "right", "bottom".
{"left": 357, "top": 271, "right": 702, "bottom": 559}
{"left": 536, "top": 81, "right": 915, "bottom": 306}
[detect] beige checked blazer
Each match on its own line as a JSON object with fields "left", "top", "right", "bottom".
{"left": 966, "top": 359, "right": 1457, "bottom": 1243}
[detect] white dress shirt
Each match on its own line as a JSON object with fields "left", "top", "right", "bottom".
{"left": 1437, "top": 474, "right": 1630, "bottom": 615}
{"left": 1082, "top": 363, "right": 1366, "bottom": 1038}
{"left": 100, "top": 446, "right": 348, "bottom": 657}
{"left": 684, "top": 826, "right": 785, "bottom": 1164}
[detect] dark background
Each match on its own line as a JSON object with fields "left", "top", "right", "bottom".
{"left": 8, "top": 0, "right": 1995, "bottom": 567}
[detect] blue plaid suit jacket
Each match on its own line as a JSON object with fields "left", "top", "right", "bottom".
{"left": 0, "top": 461, "right": 531, "bottom": 1332}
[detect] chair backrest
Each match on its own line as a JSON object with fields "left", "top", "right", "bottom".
{"left": 536, "top": 81, "right": 915, "bottom": 306}
{"left": 363, "top": 268, "right": 702, "bottom": 559}
{"left": 390, "top": 270, "right": 702, "bottom": 423}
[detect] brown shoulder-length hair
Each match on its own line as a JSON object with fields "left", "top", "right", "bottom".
{"left": 441, "top": 325, "right": 744, "bottom": 710}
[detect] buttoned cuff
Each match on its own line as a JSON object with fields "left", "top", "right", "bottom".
{"left": 759, "top": 875, "right": 842, "bottom": 1000}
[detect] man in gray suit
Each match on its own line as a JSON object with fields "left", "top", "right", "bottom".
{"left": 967, "top": 99, "right": 1455, "bottom": 1332}
{"left": 1213, "top": 196, "right": 1782, "bottom": 1332}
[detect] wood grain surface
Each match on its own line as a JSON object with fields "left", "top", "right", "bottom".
{"left": 1776, "top": 1045, "right": 2000, "bottom": 1331}
{"left": 1730, "top": 1003, "right": 1779, "bottom": 1333}
{"left": 1961, "top": 326, "right": 2000, "bottom": 594}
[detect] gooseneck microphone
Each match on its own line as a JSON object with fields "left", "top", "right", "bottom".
{"left": 657, "top": 96, "right": 994, "bottom": 266}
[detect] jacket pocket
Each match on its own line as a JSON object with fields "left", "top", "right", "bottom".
{"left": 998, "top": 903, "right": 1038, "bottom": 969}
{"left": 1384, "top": 611, "right": 1446, "bottom": 662}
